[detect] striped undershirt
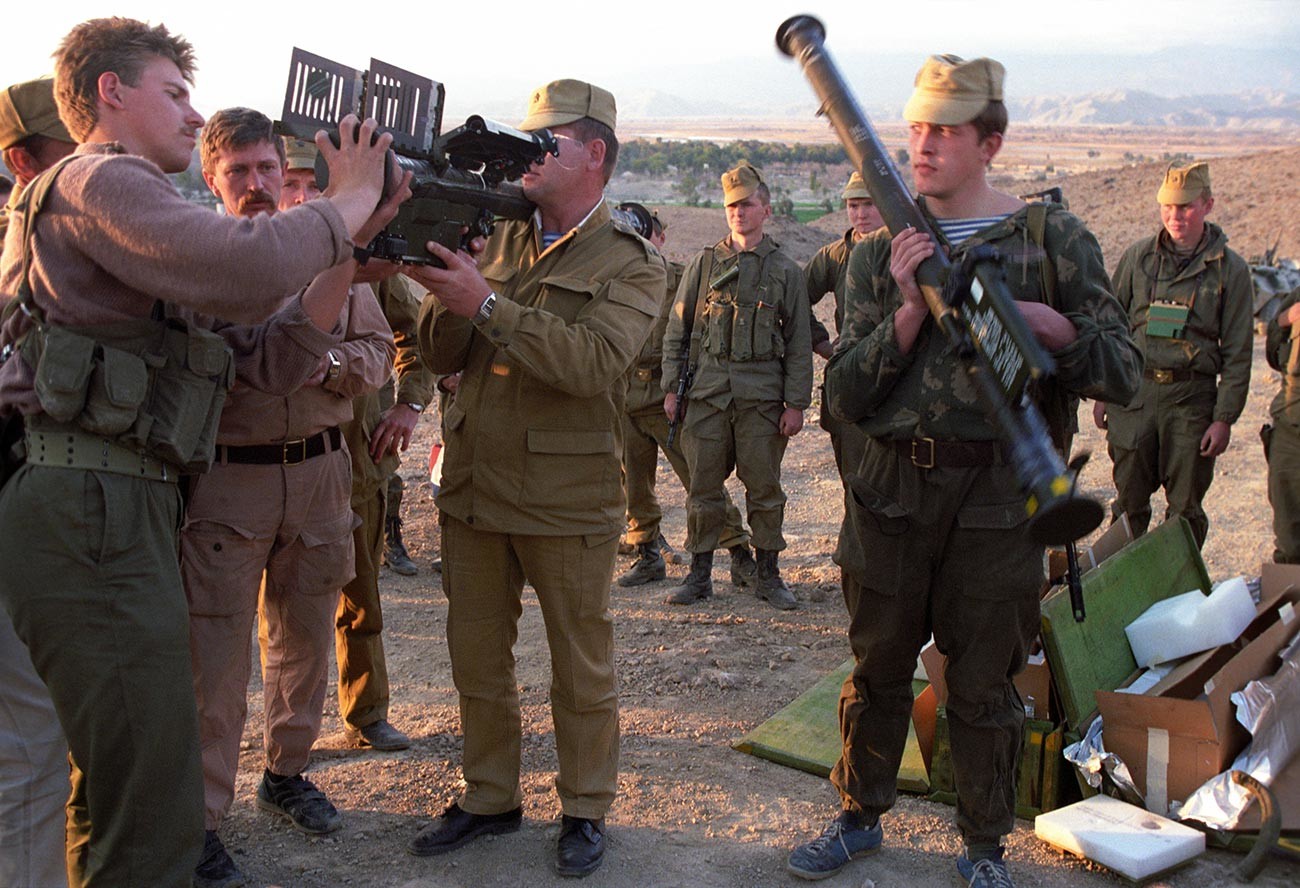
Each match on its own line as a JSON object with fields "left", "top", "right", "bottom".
{"left": 935, "top": 214, "right": 1011, "bottom": 246}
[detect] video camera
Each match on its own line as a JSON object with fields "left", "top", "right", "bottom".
{"left": 276, "top": 48, "right": 558, "bottom": 265}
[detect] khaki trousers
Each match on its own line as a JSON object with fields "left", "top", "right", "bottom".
{"left": 681, "top": 399, "right": 789, "bottom": 552}
{"left": 621, "top": 407, "right": 749, "bottom": 548}
{"left": 0, "top": 611, "right": 70, "bottom": 888}
{"left": 442, "top": 515, "right": 619, "bottom": 819}
{"left": 0, "top": 464, "right": 203, "bottom": 888}
{"left": 336, "top": 483, "right": 390, "bottom": 728}
{"left": 182, "top": 450, "right": 354, "bottom": 829}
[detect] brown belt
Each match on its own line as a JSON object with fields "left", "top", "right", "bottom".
{"left": 886, "top": 436, "right": 1005, "bottom": 469}
{"left": 1144, "top": 367, "right": 1204, "bottom": 384}
{"left": 216, "top": 426, "right": 341, "bottom": 466}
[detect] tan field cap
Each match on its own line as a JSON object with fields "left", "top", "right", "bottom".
{"left": 282, "top": 137, "right": 318, "bottom": 171}
{"left": 1157, "top": 162, "right": 1211, "bottom": 204}
{"left": 903, "top": 54, "right": 1004, "bottom": 126}
{"left": 0, "top": 77, "right": 73, "bottom": 150}
{"left": 519, "top": 80, "right": 616, "bottom": 132}
{"left": 721, "top": 161, "right": 763, "bottom": 205}
{"left": 842, "top": 171, "right": 870, "bottom": 200}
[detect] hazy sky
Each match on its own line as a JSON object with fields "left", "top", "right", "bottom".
{"left": 5, "top": 0, "right": 1297, "bottom": 124}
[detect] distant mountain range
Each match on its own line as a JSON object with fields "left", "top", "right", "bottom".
{"left": 591, "top": 88, "right": 1300, "bottom": 131}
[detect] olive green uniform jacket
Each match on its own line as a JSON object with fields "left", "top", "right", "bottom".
{"left": 1266, "top": 289, "right": 1300, "bottom": 563}
{"left": 804, "top": 227, "right": 856, "bottom": 352}
{"left": 418, "top": 203, "right": 664, "bottom": 535}
{"left": 660, "top": 234, "right": 813, "bottom": 411}
{"left": 1111, "top": 223, "right": 1254, "bottom": 424}
{"left": 625, "top": 258, "right": 681, "bottom": 416}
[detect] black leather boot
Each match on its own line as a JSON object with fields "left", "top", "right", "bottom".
{"left": 755, "top": 549, "right": 797, "bottom": 610}
{"left": 665, "top": 551, "right": 713, "bottom": 605}
{"left": 383, "top": 516, "right": 418, "bottom": 576}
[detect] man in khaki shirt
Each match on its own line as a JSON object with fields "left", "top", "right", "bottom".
{"left": 182, "top": 108, "right": 395, "bottom": 887}
{"left": 278, "top": 139, "right": 432, "bottom": 754}
{"left": 406, "top": 79, "right": 662, "bottom": 878}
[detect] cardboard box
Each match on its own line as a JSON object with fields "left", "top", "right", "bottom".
{"left": 920, "top": 639, "right": 1053, "bottom": 721}
{"left": 1094, "top": 564, "right": 1300, "bottom": 815}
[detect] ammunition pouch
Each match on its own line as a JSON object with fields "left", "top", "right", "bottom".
{"left": 701, "top": 296, "right": 781, "bottom": 363}
{"left": 21, "top": 314, "right": 234, "bottom": 474}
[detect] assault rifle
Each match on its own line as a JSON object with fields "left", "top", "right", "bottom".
{"left": 776, "top": 15, "right": 1103, "bottom": 547}
{"left": 276, "top": 49, "right": 557, "bottom": 265}
{"left": 667, "top": 262, "right": 740, "bottom": 447}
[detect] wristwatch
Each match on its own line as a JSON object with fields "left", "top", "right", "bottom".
{"left": 403, "top": 402, "right": 425, "bottom": 414}
{"left": 475, "top": 291, "right": 498, "bottom": 323}
{"left": 324, "top": 350, "right": 342, "bottom": 383}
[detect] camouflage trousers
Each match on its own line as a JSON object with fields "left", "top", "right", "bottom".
{"left": 831, "top": 439, "right": 1042, "bottom": 846}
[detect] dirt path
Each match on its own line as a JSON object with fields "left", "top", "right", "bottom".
{"left": 214, "top": 325, "right": 1298, "bottom": 887}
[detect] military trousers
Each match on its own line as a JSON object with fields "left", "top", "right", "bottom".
{"left": 0, "top": 464, "right": 203, "bottom": 888}
{"left": 822, "top": 398, "right": 870, "bottom": 572}
{"left": 336, "top": 481, "right": 391, "bottom": 728}
{"left": 0, "top": 611, "right": 70, "bottom": 888}
{"left": 1267, "top": 419, "right": 1300, "bottom": 564}
{"left": 681, "top": 399, "right": 789, "bottom": 553}
{"left": 830, "top": 440, "right": 1042, "bottom": 846}
{"left": 622, "top": 407, "right": 749, "bottom": 549}
{"left": 1105, "top": 376, "right": 1218, "bottom": 547}
{"left": 441, "top": 514, "right": 619, "bottom": 819}
{"left": 182, "top": 450, "right": 355, "bottom": 829}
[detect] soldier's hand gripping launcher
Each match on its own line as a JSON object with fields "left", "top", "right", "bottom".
{"left": 776, "top": 15, "right": 1103, "bottom": 547}
{"left": 277, "top": 48, "right": 557, "bottom": 265}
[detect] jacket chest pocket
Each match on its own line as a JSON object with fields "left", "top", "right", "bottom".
{"left": 536, "top": 275, "right": 599, "bottom": 322}
{"left": 521, "top": 427, "right": 615, "bottom": 509}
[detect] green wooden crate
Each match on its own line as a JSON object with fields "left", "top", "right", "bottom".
{"left": 733, "top": 658, "right": 930, "bottom": 794}
{"left": 1040, "top": 518, "right": 1210, "bottom": 730}
{"left": 927, "top": 705, "right": 1071, "bottom": 818}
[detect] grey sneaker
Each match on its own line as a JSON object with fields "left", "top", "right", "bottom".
{"left": 256, "top": 770, "right": 341, "bottom": 835}
{"left": 957, "top": 849, "right": 1014, "bottom": 888}
{"left": 786, "top": 811, "right": 882, "bottom": 880}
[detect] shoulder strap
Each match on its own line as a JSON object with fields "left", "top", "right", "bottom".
{"left": 13, "top": 155, "right": 80, "bottom": 326}
{"left": 1026, "top": 202, "right": 1058, "bottom": 310}
{"left": 685, "top": 249, "right": 715, "bottom": 368}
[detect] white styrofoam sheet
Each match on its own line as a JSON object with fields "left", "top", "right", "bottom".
{"left": 1034, "top": 794, "right": 1205, "bottom": 880}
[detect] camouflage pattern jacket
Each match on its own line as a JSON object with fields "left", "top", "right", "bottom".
{"left": 826, "top": 202, "right": 1140, "bottom": 442}
{"left": 661, "top": 234, "right": 813, "bottom": 411}
{"left": 1266, "top": 289, "right": 1300, "bottom": 429}
{"left": 1112, "top": 222, "right": 1255, "bottom": 424}
{"left": 418, "top": 202, "right": 663, "bottom": 536}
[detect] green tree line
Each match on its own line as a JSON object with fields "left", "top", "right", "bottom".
{"left": 619, "top": 139, "right": 848, "bottom": 176}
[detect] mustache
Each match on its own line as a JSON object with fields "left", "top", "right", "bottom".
{"left": 237, "top": 190, "right": 276, "bottom": 211}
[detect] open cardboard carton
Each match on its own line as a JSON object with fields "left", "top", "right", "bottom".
{"left": 1046, "top": 513, "right": 1134, "bottom": 590}
{"left": 1095, "top": 564, "right": 1300, "bottom": 816}
{"left": 921, "top": 638, "right": 1052, "bottom": 721}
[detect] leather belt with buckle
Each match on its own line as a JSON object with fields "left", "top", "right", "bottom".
{"left": 217, "top": 426, "right": 341, "bottom": 466}
{"left": 1144, "top": 367, "right": 1200, "bottom": 384}
{"left": 887, "top": 436, "right": 1005, "bottom": 469}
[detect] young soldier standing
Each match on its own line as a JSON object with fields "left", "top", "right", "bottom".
{"left": 661, "top": 162, "right": 813, "bottom": 610}
{"left": 1093, "top": 162, "right": 1254, "bottom": 548}
{"left": 0, "top": 18, "right": 392, "bottom": 887}
{"left": 786, "top": 56, "right": 1139, "bottom": 886}
{"left": 618, "top": 209, "right": 756, "bottom": 588}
